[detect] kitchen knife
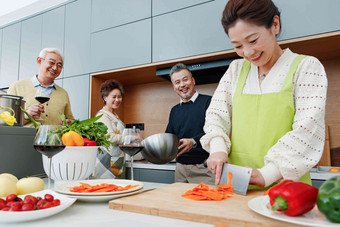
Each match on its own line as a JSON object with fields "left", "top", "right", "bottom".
{"left": 219, "top": 163, "right": 252, "bottom": 195}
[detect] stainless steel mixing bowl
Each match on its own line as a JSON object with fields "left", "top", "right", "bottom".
{"left": 141, "top": 133, "right": 179, "bottom": 164}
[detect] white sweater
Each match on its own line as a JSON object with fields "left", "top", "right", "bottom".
{"left": 200, "top": 49, "right": 327, "bottom": 187}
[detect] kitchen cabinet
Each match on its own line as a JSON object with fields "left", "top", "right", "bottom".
{"left": 19, "top": 15, "right": 42, "bottom": 80}
{"left": 42, "top": 6, "right": 65, "bottom": 58}
{"left": 0, "top": 126, "right": 44, "bottom": 178}
{"left": 274, "top": 0, "right": 340, "bottom": 41}
{"left": 152, "top": 0, "right": 211, "bottom": 16}
{"left": 0, "top": 23, "right": 21, "bottom": 88}
{"left": 90, "top": 19, "right": 151, "bottom": 73}
{"left": 62, "top": 74, "right": 90, "bottom": 120}
{"left": 64, "top": 0, "right": 91, "bottom": 78}
{"left": 152, "top": 0, "right": 229, "bottom": 62}
{"left": 91, "top": 0, "right": 151, "bottom": 33}
{"left": 0, "top": 29, "right": 2, "bottom": 79}
{"left": 126, "top": 162, "right": 175, "bottom": 184}
{"left": 152, "top": 0, "right": 214, "bottom": 17}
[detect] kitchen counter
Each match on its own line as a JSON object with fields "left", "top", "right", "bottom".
{"left": 2, "top": 181, "right": 211, "bottom": 227}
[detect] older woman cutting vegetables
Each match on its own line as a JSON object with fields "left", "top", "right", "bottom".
{"left": 201, "top": 0, "right": 327, "bottom": 189}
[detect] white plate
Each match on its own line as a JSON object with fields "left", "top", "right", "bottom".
{"left": 248, "top": 196, "right": 338, "bottom": 227}
{"left": 54, "top": 179, "right": 143, "bottom": 196}
{"left": 66, "top": 188, "right": 144, "bottom": 202}
{"left": 0, "top": 189, "right": 76, "bottom": 223}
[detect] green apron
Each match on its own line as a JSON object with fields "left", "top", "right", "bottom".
{"left": 229, "top": 55, "right": 311, "bottom": 189}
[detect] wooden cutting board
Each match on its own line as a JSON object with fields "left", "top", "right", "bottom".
{"left": 109, "top": 183, "right": 300, "bottom": 226}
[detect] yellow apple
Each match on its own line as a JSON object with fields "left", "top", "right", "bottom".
{"left": 0, "top": 173, "right": 18, "bottom": 183}
{"left": 16, "top": 177, "right": 44, "bottom": 195}
{"left": 0, "top": 177, "right": 17, "bottom": 197}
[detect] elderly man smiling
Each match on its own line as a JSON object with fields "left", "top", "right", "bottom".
{"left": 8, "top": 47, "right": 74, "bottom": 127}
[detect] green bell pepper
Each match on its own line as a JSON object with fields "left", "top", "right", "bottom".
{"left": 317, "top": 175, "right": 340, "bottom": 223}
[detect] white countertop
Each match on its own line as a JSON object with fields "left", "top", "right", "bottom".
{"left": 1, "top": 181, "right": 211, "bottom": 227}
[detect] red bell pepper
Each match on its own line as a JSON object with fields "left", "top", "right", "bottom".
{"left": 84, "top": 138, "right": 97, "bottom": 146}
{"left": 268, "top": 180, "right": 318, "bottom": 216}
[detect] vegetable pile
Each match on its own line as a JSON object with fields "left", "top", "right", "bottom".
{"left": 21, "top": 107, "right": 113, "bottom": 149}
{"left": 268, "top": 180, "right": 318, "bottom": 216}
{"left": 68, "top": 183, "right": 139, "bottom": 193}
{"left": 0, "top": 193, "right": 60, "bottom": 211}
{"left": 58, "top": 114, "right": 112, "bottom": 149}
{"left": 182, "top": 172, "right": 234, "bottom": 201}
{"left": 317, "top": 176, "right": 340, "bottom": 223}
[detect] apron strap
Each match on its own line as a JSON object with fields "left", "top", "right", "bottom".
{"left": 234, "top": 60, "right": 251, "bottom": 96}
{"left": 281, "top": 55, "right": 306, "bottom": 92}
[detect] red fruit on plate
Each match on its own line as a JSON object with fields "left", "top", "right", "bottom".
{"left": 6, "top": 194, "right": 18, "bottom": 203}
{"left": 52, "top": 199, "right": 60, "bottom": 206}
{"left": 24, "top": 195, "right": 38, "bottom": 205}
{"left": 0, "top": 202, "right": 6, "bottom": 210}
{"left": 44, "top": 194, "right": 54, "bottom": 202}
{"left": 21, "top": 203, "right": 35, "bottom": 211}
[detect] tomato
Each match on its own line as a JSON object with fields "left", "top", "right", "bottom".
{"left": 24, "top": 195, "right": 38, "bottom": 205}
{"left": 41, "top": 201, "right": 53, "bottom": 209}
{"left": 52, "top": 199, "right": 60, "bottom": 206}
{"left": 6, "top": 194, "right": 18, "bottom": 203}
{"left": 44, "top": 194, "right": 54, "bottom": 202}
{"left": 36, "top": 199, "right": 46, "bottom": 209}
{"left": 1, "top": 207, "right": 10, "bottom": 211}
{"left": 8, "top": 202, "right": 22, "bottom": 211}
{"left": 0, "top": 198, "right": 5, "bottom": 203}
{"left": 0, "top": 202, "right": 6, "bottom": 210}
{"left": 21, "top": 203, "right": 35, "bottom": 211}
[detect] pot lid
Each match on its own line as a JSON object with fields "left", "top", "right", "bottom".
{"left": 0, "top": 94, "right": 25, "bottom": 101}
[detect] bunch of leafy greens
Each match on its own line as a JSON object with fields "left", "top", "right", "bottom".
{"left": 58, "top": 113, "right": 114, "bottom": 149}
{"left": 21, "top": 107, "right": 114, "bottom": 150}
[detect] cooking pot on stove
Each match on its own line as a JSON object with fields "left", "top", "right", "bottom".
{"left": 0, "top": 94, "right": 26, "bottom": 126}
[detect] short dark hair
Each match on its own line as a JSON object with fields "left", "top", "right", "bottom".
{"left": 100, "top": 79, "right": 124, "bottom": 105}
{"left": 169, "top": 63, "right": 192, "bottom": 82}
{"left": 221, "top": 0, "right": 281, "bottom": 35}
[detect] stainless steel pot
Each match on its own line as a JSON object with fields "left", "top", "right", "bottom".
{"left": 0, "top": 94, "right": 26, "bottom": 126}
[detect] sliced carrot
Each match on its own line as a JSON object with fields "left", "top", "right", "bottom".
{"left": 226, "top": 171, "right": 233, "bottom": 187}
{"left": 68, "top": 183, "right": 139, "bottom": 193}
{"left": 182, "top": 181, "right": 234, "bottom": 201}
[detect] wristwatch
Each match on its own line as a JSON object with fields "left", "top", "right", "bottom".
{"left": 192, "top": 139, "right": 197, "bottom": 148}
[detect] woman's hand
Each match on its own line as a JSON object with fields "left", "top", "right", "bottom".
{"left": 249, "top": 168, "right": 265, "bottom": 187}
{"left": 207, "top": 152, "right": 228, "bottom": 185}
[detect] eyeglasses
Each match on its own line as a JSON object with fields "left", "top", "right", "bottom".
{"left": 41, "top": 58, "right": 63, "bottom": 69}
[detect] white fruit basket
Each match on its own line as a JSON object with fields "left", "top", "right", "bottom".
{"left": 42, "top": 146, "right": 99, "bottom": 181}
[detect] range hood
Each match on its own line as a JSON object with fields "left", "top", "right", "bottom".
{"left": 156, "top": 58, "right": 238, "bottom": 85}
